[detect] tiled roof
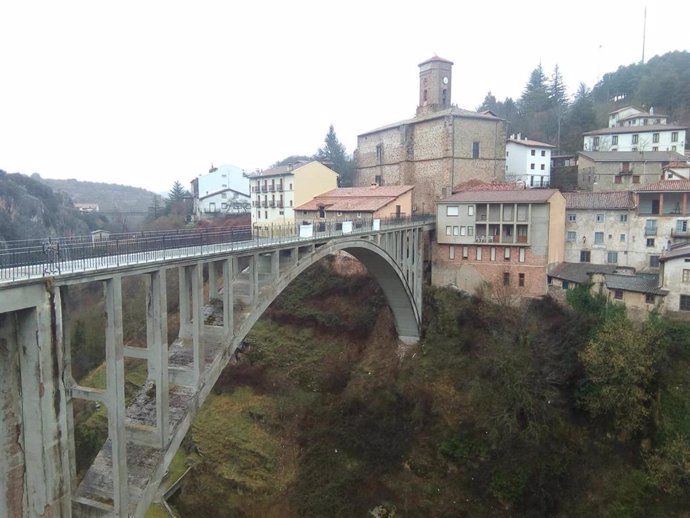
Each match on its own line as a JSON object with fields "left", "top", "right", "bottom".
{"left": 578, "top": 151, "right": 687, "bottom": 162}
{"left": 419, "top": 55, "right": 453, "bottom": 65}
{"left": 244, "top": 160, "right": 312, "bottom": 178}
{"left": 660, "top": 242, "right": 690, "bottom": 262}
{"left": 441, "top": 189, "right": 558, "bottom": 204}
{"left": 563, "top": 191, "right": 636, "bottom": 210}
{"left": 359, "top": 106, "right": 502, "bottom": 137}
{"left": 634, "top": 179, "right": 690, "bottom": 192}
{"left": 548, "top": 262, "right": 619, "bottom": 284}
{"left": 295, "top": 185, "right": 413, "bottom": 212}
{"left": 605, "top": 273, "right": 665, "bottom": 295}
{"left": 582, "top": 124, "right": 686, "bottom": 136}
{"left": 506, "top": 138, "right": 555, "bottom": 148}
{"left": 452, "top": 180, "right": 523, "bottom": 193}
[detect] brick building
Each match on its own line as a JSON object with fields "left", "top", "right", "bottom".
{"left": 432, "top": 184, "right": 565, "bottom": 298}
{"left": 354, "top": 56, "right": 506, "bottom": 215}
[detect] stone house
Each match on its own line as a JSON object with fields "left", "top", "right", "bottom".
{"left": 432, "top": 184, "right": 565, "bottom": 298}
{"left": 354, "top": 56, "right": 506, "bottom": 215}
{"left": 659, "top": 242, "right": 690, "bottom": 315}
{"left": 245, "top": 161, "right": 338, "bottom": 229}
{"left": 576, "top": 150, "right": 687, "bottom": 191}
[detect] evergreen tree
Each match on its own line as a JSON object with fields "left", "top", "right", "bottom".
{"left": 314, "top": 125, "right": 355, "bottom": 187}
{"left": 561, "top": 83, "right": 597, "bottom": 153}
{"left": 548, "top": 64, "right": 569, "bottom": 108}
{"left": 168, "top": 181, "right": 187, "bottom": 202}
{"left": 478, "top": 91, "right": 498, "bottom": 113}
{"left": 519, "top": 64, "right": 551, "bottom": 115}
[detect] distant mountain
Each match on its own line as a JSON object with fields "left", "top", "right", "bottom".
{"left": 0, "top": 171, "right": 110, "bottom": 241}
{"left": 37, "top": 175, "right": 156, "bottom": 213}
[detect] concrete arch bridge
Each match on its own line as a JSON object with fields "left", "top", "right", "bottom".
{"left": 0, "top": 217, "right": 432, "bottom": 517}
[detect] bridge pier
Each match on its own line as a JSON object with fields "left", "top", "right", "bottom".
{"left": 0, "top": 284, "right": 72, "bottom": 518}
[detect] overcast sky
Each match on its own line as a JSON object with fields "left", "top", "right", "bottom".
{"left": 1, "top": 1, "right": 689, "bottom": 193}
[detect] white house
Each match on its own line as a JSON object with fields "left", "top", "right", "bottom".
{"left": 583, "top": 106, "right": 686, "bottom": 155}
{"left": 659, "top": 242, "right": 690, "bottom": 313}
{"left": 191, "top": 164, "right": 250, "bottom": 219}
{"left": 505, "top": 136, "right": 554, "bottom": 188}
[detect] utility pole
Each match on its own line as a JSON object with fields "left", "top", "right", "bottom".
{"left": 641, "top": 7, "right": 647, "bottom": 64}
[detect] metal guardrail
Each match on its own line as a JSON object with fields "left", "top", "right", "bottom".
{"left": 0, "top": 215, "right": 435, "bottom": 284}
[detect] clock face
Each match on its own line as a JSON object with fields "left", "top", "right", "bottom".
{"left": 443, "top": 76, "right": 449, "bottom": 85}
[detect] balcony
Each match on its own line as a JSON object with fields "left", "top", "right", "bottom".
{"left": 269, "top": 201, "right": 276, "bottom": 208}
{"left": 277, "top": 201, "right": 284, "bottom": 208}
{"left": 261, "top": 185, "right": 268, "bottom": 193}
{"left": 672, "top": 229, "right": 690, "bottom": 238}
{"left": 261, "top": 201, "right": 268, "bottom": 208}
{"left": 269, "top": 185, "right": 275, "bottom": 192}
{"left": 276, "top": 184, "right": 284, "bottom": 192}
{"left": 645, "top": 227, "right": 657, "bottom": 236}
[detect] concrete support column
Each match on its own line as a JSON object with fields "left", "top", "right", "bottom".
{"left": 191, "top": 263, "right": 204, "bottom": 384}
{"left": 659, "top": 193, "right": 665, "bottom": 215}
{"left": 178, "top": 266, "right": 191, "bottom": 339}
{"left": 104, "top": 276, "right": 129, "bottom": 516}
{"left": 683, "top": 192, "right": 688, "bottom": 215}
{"left": 60, "top": 286, "right": 78, "bottom": 488}
{"left": 248, "top": 255, "right": 257, "bottom": 305}
{"left": 271, "top": 251, "right": 279, "bottom": 282}
{"left": 147, "top": 269, "right": 169, "bottom": 447}
{"left": 208, "top": 261, "right": 218, "bottom": 301}
{"left": 222, "top": 258, "right": 234, "bottom": 337}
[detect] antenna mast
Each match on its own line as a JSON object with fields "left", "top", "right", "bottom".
{"left": 641, "top": 7, "right": 647, "bottom": 64}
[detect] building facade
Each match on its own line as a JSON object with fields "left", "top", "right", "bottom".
{"left": 191, "top": 164, "right": 250, "bottom": 219}
{"left": 583, "top": 106, "right": 686, "bottom": 155}
{"left": 294, "top": 185, "right": 413, "bottom": 224}
{"left": 577, "top": 151, "right": 687, "bottom": 191}
{"left": 245, "top": 160, "right": 338, "bottom": 227}
{"left": 432, "top": 186, "right": 565, "bottom": 298}
{"left": 505, "top": 136, "right": 554, "bottom": 188}
{"left": 354, "top": 56, "right": 506, "bottom": 215}
{"left": 659, "top": 242, "right": 690, "bottom": 314}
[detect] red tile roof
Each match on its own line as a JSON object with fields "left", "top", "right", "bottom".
{"left": 295, "top": 185, "right": 413, "bottom": 212}
{"left": 441, "top": 189, "right": 559, "bottom": 203}
{"left": 563, "top": 191, "right": 636, "bottom": 210}
{"left": 634, "top": 179, "right": 690, "bottom": 192}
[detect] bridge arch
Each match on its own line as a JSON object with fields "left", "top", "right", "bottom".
{"left": 236, "top": 238, "right": 421, "bottom": 346}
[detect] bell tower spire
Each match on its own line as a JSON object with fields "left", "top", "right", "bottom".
{"left": 417, "top": 55, "right": 453, "bottom": 116}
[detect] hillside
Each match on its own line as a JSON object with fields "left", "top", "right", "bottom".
{"left": 148, "top": 258, "right": 690, "bottom": 518}
{"left": 0, "top": 171, "right": 110, "bottom": 241}
{"left": 38, "top": 175, "right": 156, "bottom": 213}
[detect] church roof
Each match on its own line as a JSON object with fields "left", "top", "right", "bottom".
{"left": 358, "top": 106, "right": 502, "bottom": 137}
{"left": 295, "top": 185, "right": 413, "bottom": 212}
{"left": 418, "top": 55, "right": 454, "bottom": 66}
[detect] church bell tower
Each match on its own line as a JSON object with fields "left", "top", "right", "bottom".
{"left": 417, "top": 55, "right": 453, "bottom": 115}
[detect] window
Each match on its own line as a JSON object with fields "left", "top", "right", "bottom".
{"left": 462, "top": 246, "right": 469, "bottom": 259}
{"left": 612, "top": 135, "right": 618, "bottom": 145}
{"left": 676, "top": 220, "right": 688, "bottom": 233}
{"left": 540, "top": 164, "right": 545, "bottom": 170}
{"left": 449, "top": 246, "right": 455, "bottom": 259}
{"left": 519, "top": 273, "right": 525, "bottom": 287}
{"left": 257, "top": 210, "right": 261, "bottom": 219}
{"left": 607, "top": 251, "right": 618, "bottom": 264}
{"left": 519, "top": 248, "right": 525, "bottom": 262}
{"left": 490, "top": 247, "right": 496, "bottom": 261}
{"left": 476, "top": 247, "right": 483, "bottom": 260}
{"left": 468, "top": 226, "right": 474, "bottom": 236}
{"left": 620, "top": 214, "right": 628, "bottom": 222}
{"left": 594, "top": 232, "right": 604, "bottom": 244}
{"left": 568, "top": 213, "right": 576, "bottom": 222}
{"left": 632, "top": 175, "right": 640, "bottom": 184}
{"left": 374, "top": 175, "right": 382, "bottom": 186}
{"left": 652, "top": 132, "right": 659, "bottom": 143}
{"left": 580, "top": 250, "right": 591, "bottom": 263}
{"left": 376, "top": 144, "right": 383, "bottom": 162}
{"left": 683, "top": 269, "right": 690, "bottom": 283}
{"left": 645, "top": 293, "right": 655, "bottom": 304}
{"left": 593, "top": 136, "right": 600, "bottom": 148}
{"left": 614, "top": 176, "right": 622, "bottom": 184}
{"left": 672, "top": 131, "right": 678, "bottom": 142}
{"left": 541, "top": 150, "right": 546, "bottom": 157}
{"left": 446, "top": 206, "right": 459, "bottom": 216}
{"left": 468, "top": 205, "right": 474, "bottom": 216}
{"left": 290, "top": 200, "right": 293, "bottom": 207}
{"left": 567, "top": 231, "right": 576, "bottom": 242}
{"left": 472, "top": 142, "right": 480, "bottom": 159}
{"left": 680, "top": 295, "right": 690, "bottom": 311}
{"left": 453, "top": 226, "right": 459, "bottom": 236}
{"left": 504, "top": 248, "right": 511, "bottom": 260}
{"left": 562, "top": 280, "right": 570, "bottom": 289}
{"left": 632, "top": 134, "right": 639, "bottom": 144}
{"left": 460, "top": 226, "right": 466, "bottom": 236}
{"left": 672, "top": 145, "right": 677, "bottom": 151}
{"left": 614, "top": 290, "right": 623, "bottom": 300}
{"left": 531, "top": 149, "right": 536, "bottom": 156}
{"left": 445, "top": 226, "right": 452, "bottom": 236}
{"left": 503, "top": 272, "right": 510, "bottom": 286}
{"left": 647, "top": 238, "right": 655, "bottom": 247}
{"left": 596, "top": 214, "right": 604, "bottom": 223}
{"left": 620, "top": 234, "right": 626, "bottom": 242}
{"left": 530, "top": 163, "right": 535, "bottom": 170}
{"left": 649, "top": 255, "right": 660, "bottom": 268}
{"left": 652, "top": 146, "right": 658, "bottom": 152}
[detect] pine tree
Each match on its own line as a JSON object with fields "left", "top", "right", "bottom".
{"left": 314, "top": 125, "right": 354, "bottom": 187}
{"left": 478, "top": 91, "right": 498, "bottom": 113}
{"left": 168, "top": 181, "right": 186, "bottom": 202}
{"left": 519, "top": 64, "right": 551, "bottom": 115}
{"left": 561, "top": 83, "right": 597, "bottom": 153}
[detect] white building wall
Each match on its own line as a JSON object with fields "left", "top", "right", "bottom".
{"left": 196, "top": 165, "right": 249, "bottom": 198}
{"left": 583, "top": 129, "right": 686, "bottom": 153}
{"left": 249, "top": 173, "right": 296, "bottom": 227}
{"left": 662, "top": 257, "right": 690, "bottom": 312}
{"left": 505, "top": 142, "right": 552, "bottom": 187}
